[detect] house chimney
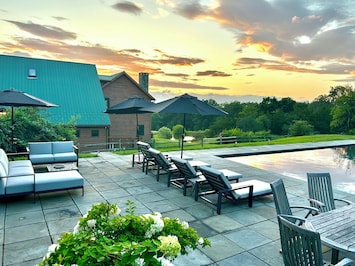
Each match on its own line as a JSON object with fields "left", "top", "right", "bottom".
{"left": 139, "top": 72, "right": 149, "bottom": 91}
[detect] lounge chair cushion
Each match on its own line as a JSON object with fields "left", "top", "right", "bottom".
{"left": 231, "top": 179, "right": 272, "bottom": 199}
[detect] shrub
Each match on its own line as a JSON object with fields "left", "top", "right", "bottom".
{"left": 172, "top": 124, "right": 184, "bottom": 139}
{"left": 158, "top": 127, "right": 172, "bottom": 139}
{"left": 289, "top": 120, "right": 314, "bottom": 136}
{"left": 38, "top": 202, "right": 210, "bottom": 266}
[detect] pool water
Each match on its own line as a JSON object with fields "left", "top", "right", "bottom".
{"left": 227, "top": 147, "right": 355, "bottom": 195}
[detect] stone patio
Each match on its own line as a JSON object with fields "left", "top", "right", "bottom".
{"left": 1, "top": 141, "right": 354, "bottom": 265}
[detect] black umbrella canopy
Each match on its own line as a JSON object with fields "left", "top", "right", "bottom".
{"left": 105, "top": 96, "right": 156, "bottom": 139}
{"left": 0, "top": 88, "right": 58, "bottom": 108}
{"left": 141, "top": 93, "right": 228, "bottom": 116}
{"left": 105, "top": 96, "right": 155, "bottom": 114}
{"left": 141, "top": 93, "right": 228, "bottom": 157}
{"left": 0, "top": 88, "right": 58, "bottom": 151}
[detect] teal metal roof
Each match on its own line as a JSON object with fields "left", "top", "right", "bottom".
{"left": 0, "top": 55, "right": 110, "bottom": 126}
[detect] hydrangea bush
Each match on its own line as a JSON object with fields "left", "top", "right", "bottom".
{"left": 38, "top": 201, "right": 210, "bottom": 265}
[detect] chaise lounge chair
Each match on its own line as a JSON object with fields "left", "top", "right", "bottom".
{"left": 198, "top": 165, "right": 272, "bottom": 214}
{"left": 148, "top": 148, "right": 179, "bottom": 183}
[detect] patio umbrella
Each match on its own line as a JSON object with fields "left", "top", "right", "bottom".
{"left": 0, "top": 88, "right": 58, "bottom": 151}
{"left": 141, "top": 93, "right": 228, "bottom": 158}
{"left": 105, "top": 96, "right": 155, "bottom": 140}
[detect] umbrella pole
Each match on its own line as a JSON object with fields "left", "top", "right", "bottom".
{"left": 136, "top": 114, "right": 139, "bottom": 141}
{"left": 11, "top": 106, "right": 14, "bottom": 152}
{"left": 181, "top": 114, "right": 185, "bottom": 158}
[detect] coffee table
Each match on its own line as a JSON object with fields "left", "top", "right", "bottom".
{"left": 47, "top": 162, "right": 78, "bottom": 172}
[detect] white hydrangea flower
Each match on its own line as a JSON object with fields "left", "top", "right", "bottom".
{"left": 143, "top": 213, "right": 165, "bottom": 238}
{"left": 198, "top": 237, "right": 204, "bottom": 245}
{"left": 73, "top": 222, "right": 80, "bottom": 234}
{"left": 181, "top": 221, "right": 189, "bottom": 228}
{"left": 87, "top": 219, "right": 96, "bottom": 228}
{"left": 134, "top": 258, "right": 145, "bottom": 266}
{"left": 156, "top": 256, "right": 175, "bottom": 266}
{"left": 158, "top": 235, "right": 181, "bottom": 260}
{"left": 48, "top": 243, "right": 59, "bottom": 253}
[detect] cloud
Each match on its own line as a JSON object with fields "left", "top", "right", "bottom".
{"left": 4, "top": 20, "right": 76, "bottom": 40}
{"left": 174, "top": 1, "right": 210, "bottom": 19}
{"left": 152, "top": 49, "right": 205, "bottom": 66}
{"left": 52, "top": 16, "right": 67, "bottom": 21}
{"left": 150, "top": 78, "right": 229, "bottom": 91}
{"left": 111, "top": 1, "right": 143, "bottom": 15}
{"left": 172, "top": 0, "right": 355, "bottom": 75}
{"left": 196, "top": 70, "right": 232, "bottom": 77}
{"left": 0, "top": 36, "right": 204, "bottom": 76}
{"left": 234, "top": 57, "right": 355, "bottom": 75}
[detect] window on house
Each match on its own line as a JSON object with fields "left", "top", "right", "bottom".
{"left": 91, "top": 130, "right": 99, "bottom": 137}
{"left": 76, "top": 130, "right": 80, "bottom": 138}
{"left": 28, "top": 68, "right": 37, "bottom": 78}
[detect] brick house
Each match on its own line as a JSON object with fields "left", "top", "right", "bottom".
{"left": 0, "top": 54, "right": 154, "bottom": 151}
{"left": 100, "top": 72, "right": 155, "bottom": 144}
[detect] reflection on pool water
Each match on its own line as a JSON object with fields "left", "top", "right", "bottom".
{"left": 227, "top": 146, "right": 355, "bottom": 195}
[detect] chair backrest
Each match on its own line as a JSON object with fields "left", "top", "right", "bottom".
{"left": 171, "top": 157, "right": 197, "bottom": 178}
{"left": 270, "top": 179, "right": 293, "bottom": 216}
{"left": 199, "top": 165, "right": 232, "bottom": 192}
{"left": 278, "top": 215, "right": 324, "bottom": 266}
{"left": 137, "top": 141, "right": 150, "bottom": 152}
{"left": 149, "top": 148, "right": 170, "bottom": 169}
{"left": 307, "top": 172, "right": 335, "bottom": 212}
{"left": 140, "top": 144, "right": 154, "bottom": 160}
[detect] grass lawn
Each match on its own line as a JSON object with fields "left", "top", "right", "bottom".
{"left": 112, "top": 134, "right": 355, "bottom": 155}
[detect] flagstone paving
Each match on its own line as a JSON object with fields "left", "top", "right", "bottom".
{"left": 1, "top": 141, "right": 355, "bottom": 265}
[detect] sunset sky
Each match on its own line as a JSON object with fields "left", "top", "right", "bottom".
{"left": 1, "top": 0, "right": 354, "bottom": 103}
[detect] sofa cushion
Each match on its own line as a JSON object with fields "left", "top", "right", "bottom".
{"left": 35, "top": 170, "right": 84, "bottom": 192}
{"left": 53, "top": 152, "right": 77, "bottom": 163}
{"left": 9, "top": 160, "right": 33, "bottom": 168}
{"left": 52, "top": 141, "right": 74, "bottom": 153}
{"left": 8, "top": 166, "right": 34, "bottom": 177}
{"left": 6, "top": 175, "right": 34, "bottom": 195}
{"left": 29, "top": 142, "right": 52, "bottom": 155}
{"left": 0, "top": 162, "right": 7, "bottom": 178}
{"left": 0, "top": 149, "right": 9, "bottom": 175}
{"left": 30, "top": 154, "right": 55, "bottom": 164}
{"left": 0, "top": 178, "right": 6, "bottom": 196}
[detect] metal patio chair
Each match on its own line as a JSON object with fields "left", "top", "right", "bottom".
{"left": 277, "top": 214, "right": 353, "bottom": 266}
{"left": 270, "top": 179, "right": 318, "bottom": 219}
{"left": 307, "top": 172, "right": 352, "bottom": 213}
{"left": 148, "top": 148, "right": 179, "bottom": 183}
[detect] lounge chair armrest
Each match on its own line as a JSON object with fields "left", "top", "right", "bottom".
{"left": 290, "top": 205, "right": 319, "bottom": 217}
{"left": 334, "top": 198, "right": 353, "bottom": 205}
{"left": 279, "top": 214, "right": 306, "bottom": 225}
{"left": 335, "top": 258, "right": 353, "bottom": 266}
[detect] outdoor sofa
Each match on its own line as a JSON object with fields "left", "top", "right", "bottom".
{"left": 0, "top": 148, "right": 84, "bottom": 199}
{"left": 28, "top": 141, "right": 79, "bottom": 166}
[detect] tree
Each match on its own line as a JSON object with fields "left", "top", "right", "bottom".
{"left": 0, "top": 107, "right": 76, "bottom": 152}
{"left": 158, "top": 126, "right": 172, "bottom": 139}
{"left": 289, "top": 120, "right": 314, "bottom": 136}
{"left": 172, "top": 124, "right": 184, "bottom": 139}
{"left": 329, "top": 85, "right": 355, "bottom": 133}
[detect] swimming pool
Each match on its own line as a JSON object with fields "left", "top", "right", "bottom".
{"left": 227, "top": 146, "right": 355, "bottom": 195}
